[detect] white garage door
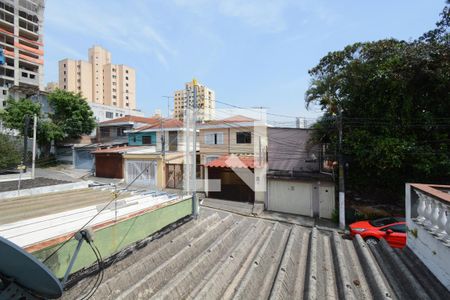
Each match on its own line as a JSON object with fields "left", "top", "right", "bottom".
{"left": 268, "top": 180, "right": 313, "bottom": 216}
{"left": 125, "top": 160, "right": 157, "bottom": 187}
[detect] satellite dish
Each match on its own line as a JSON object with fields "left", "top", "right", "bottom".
{"left": 0, "top": 236, "right": 63, "bottom": 299}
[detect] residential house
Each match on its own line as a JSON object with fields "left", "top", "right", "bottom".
{"left": 267, "top": 127, "right": 335, "bottom": 218}
{"left": 71, "top": 115, "right": 160, "bottom": 170}
{"left": 97, "top": 115, "right": 160, "bottom": 144}
{"left": 199, "top": 115, "right": 267, "bottom": 204}
{"left": 93, "top": 118, "right": 185, "bottom": 189}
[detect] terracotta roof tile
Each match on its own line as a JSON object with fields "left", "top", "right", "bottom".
{"left": 100, "top": 115, "right": 161, "bottom": 125}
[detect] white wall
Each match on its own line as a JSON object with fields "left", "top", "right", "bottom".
{"left": 406, "top": 184, "right": 450, "bottom": 290}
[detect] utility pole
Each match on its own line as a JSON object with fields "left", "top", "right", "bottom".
{"left": 192, "top": 79, "right": 199, "bottom": 217}
{"left": 31, "top": 114, "right": 37, "bottom": 179}
{"left": 338, "top": 107, "right": 346, "bottom": 230}
{"left": 162, "top": 96, "right": 172, "bottom": 118}
{"left": 23, "top": 115, "right": 30, "bottom": 167}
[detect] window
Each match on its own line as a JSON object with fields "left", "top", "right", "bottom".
{"left": 205, "top": 155, "right": 219, "bottom": 164}
{"left": 126, "top": 96, "right": 129, "bottom": 100}
{"left": 142, "top": 136, "right": 153, "bottom": 145}
{"left": 2, "top": 90, "right": 6, "bottom": 95}
{"left": 383, "top": 224, "right": 406, "bottom": 233}
{"left": 105, "top": 111, "right": 114, "bottom": 118}
{"left": 100, "top": 127, "right": 110, "bottom": 137}
{"left": 236, "top": 132, "right": 251, "bottom": 144}
{"left": 113, "top": 95, "right": 117, "bottom": 99}
{"left": 22, "top": 72, "right": 28, "bottom": 77}
{"left": 117, "top": 127, "right": 125, "bottom": 136}
{"left": 64, "top": 71, "right": 66, "bottom": 75}
{"left": 126, "top": 83, "right": 128, "bottom": 87}
{"left": 126, "top": 70, "right": 129, "bottom": 74}
{"left": 205, "top": 132, "right": 224, "bottom": 145}
{"left": 126, "top": 90, "right": 129, "bottom": 93}
{"left": 126, "top": 103, "right": 129, "bottom": 107}
{"left": 113, "top": 102, "right": 117, "bottom": 106}
{"left": 125, "top": 76, "right": 128, "bottom": 80}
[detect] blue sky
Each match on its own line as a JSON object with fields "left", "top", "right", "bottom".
{"left": 44, "top": 1, "right": 446, "bottom": 123}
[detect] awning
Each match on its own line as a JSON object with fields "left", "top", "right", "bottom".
{"left": 205, "top": 155, "right": 260, "bottom": 169}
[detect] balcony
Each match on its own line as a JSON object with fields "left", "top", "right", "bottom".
{"left": 406, "top": 183, "right": 450, "bottom": 289}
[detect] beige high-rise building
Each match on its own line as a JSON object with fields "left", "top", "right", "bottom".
{"left": 174, "top": 80, "right": 215, "bottom": 121}
{"left": 58, "top": 45, "right": 136, "bottom": 110}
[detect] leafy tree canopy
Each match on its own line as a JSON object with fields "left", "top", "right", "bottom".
{"left": 0, "top": 90, "right": 96, "bottom": 156}
{"left": 47, "top": 89, "right": 96, "bottom": 139}
{"left": 305, "top": 7, "right": 450, "bottom": 199}
{"left": 0, "top": 134, "right": 21, "bottom": 170}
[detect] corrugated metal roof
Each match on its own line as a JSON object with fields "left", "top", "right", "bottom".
{"left": 63, "top": 209, "right": 448, "bottom": 300}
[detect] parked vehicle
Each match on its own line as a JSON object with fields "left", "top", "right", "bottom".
{"left": 349, "top": 217, "right": 406, "bottom": 248}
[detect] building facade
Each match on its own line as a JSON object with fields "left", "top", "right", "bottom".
{"left": 58, "top": 45, "right": 136, "bottom": 110}
{"left": 174, "top": 79, "right": 215, "bottom": 121}
{"left": 0, "top": 0, "right": 45, "bottom": 108}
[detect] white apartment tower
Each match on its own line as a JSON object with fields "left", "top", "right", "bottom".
{"left": 0, "top": 0, "right": 45, "bottom": 108}
{"left": 58, "top": 46, "right": 136, "bottom": 110}
{"left": 174, "top": 80, "right": 215, "bottom": 121}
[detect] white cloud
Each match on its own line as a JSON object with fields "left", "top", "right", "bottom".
{"left": 45, "top": 0, "right": 175, "bottom": 67}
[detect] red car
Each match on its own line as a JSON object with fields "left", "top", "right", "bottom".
{"left": 349, "top": 217, "right": 406, "bottom": 248}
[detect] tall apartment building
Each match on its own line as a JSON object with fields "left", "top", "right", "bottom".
{"left": 59, "top": 46, "right": 136, "bottom": 111}
{"left": 0, "top": 0, "right": 45, "bottom": 108}
{"left": 174, "top": 80, "right": 215, "bottom": 121}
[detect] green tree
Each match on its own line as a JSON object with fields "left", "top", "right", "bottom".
{"left": 305, "top": 7, "right": 450, "bottom": 200}
{"left": 47, "top": 89, "right": 96, "bottom": 139}
{"left": 0, "top": 98, "right": 40, "bottom": 136}
{"left": 0, "top": 90, "right": 96, "bottom": 157}
{"left": 0, "top": 134, "right": 21, "bottom": 170}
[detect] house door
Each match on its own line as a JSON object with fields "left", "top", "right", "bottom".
{"left": 319, "top": 186, "right": 334, "bottom": 219}
{"left": 166, "top": 164, "right": 183, "bottom": 189}
{"left": 126, "top": 160, "right": 157, "bottom": 187}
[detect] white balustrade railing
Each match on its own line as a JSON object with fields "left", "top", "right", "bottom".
{"left": 414, "top": 189, "right": 450, "bottom": 245}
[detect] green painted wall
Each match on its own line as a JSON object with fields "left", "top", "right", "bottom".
{"left": 32, "top": 198, "right": 192, "bottom": 278}
{"left": 128, "top": 132, "right": 157, "bottom": 146}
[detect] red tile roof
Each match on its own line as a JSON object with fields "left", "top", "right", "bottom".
{"left": 201, "top": 115, "right": 255, "bottom": 126}
{"left": 205, "top": 155, "right": 259, "bottom": 168}
{"left": 100, "top": 115, "right": 161, "bottom": 125}
{"left": 135, "top": 118, "right": 184, "bottom": 131}
{"left": 92, "top": 145, "right": 142, "bottom": 154}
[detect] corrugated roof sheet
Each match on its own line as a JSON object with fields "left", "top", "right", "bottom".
{"left": 63, "top": 209, "right": 449, "bottom": 300}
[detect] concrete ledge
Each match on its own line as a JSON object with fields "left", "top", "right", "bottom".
{"left": 0, "top": 181, "right": 92, "bottom": 200}
{"left": 0, "top": 172, "right": 32, "bottom": 183}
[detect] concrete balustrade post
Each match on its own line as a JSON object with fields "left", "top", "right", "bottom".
{"left": 435, "top": 202, "right": 448, "bottom": 238}
{"left": 423, "top": 196, "right": 433, "bottom": 229}
{"left": 428, "top": 199, "right": 441, "bottom": 233}
{"left": 415, "top": 191, "right": 427, "bottom": 224}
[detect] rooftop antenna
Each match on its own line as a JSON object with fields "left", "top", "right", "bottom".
{"left": 0, "top": 229, "right": 95, "bottom": 299}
